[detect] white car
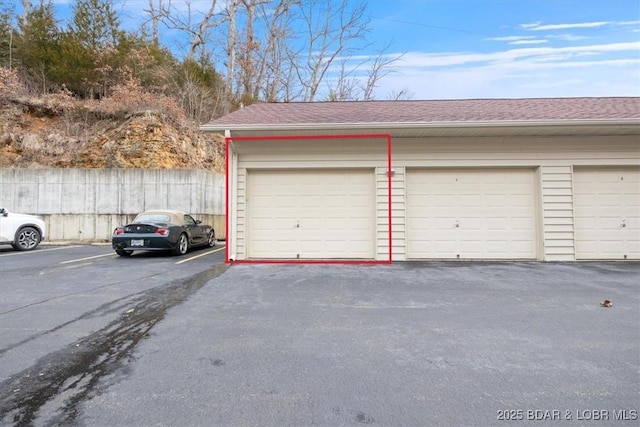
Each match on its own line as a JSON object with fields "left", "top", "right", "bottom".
{"left": 0, "top": 207, "right": 46, "bottom": 251}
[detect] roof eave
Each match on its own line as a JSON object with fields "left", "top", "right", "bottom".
{"left": 200, "top": 118, "right": 640, "bottom": 135}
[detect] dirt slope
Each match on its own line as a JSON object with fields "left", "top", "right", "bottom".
{"left": 0, "top": 97, "right": 224, "bottom": 172}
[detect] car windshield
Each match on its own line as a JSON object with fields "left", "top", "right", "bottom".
{"left": 135, "top": 214, "right": 172, "bottom": 223}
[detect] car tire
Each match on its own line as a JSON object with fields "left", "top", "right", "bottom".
{"left": 207, "top": 230, "right": 216, "bottom": 247}
{"left": 172, "top": 233, "right": 189, "bottom": 256}
{"left": 13, "top": 227, "right": 41, "bottom": 251}
{"left": 115, "top": 248, "right": 133, "bottom": 256}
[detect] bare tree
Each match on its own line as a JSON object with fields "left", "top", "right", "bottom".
{"left": 225, "top": 0, "right": 297, "bottom": 106}
{"left": 362, "top": 41, "right": 402, "bottom": 101}
{"left": 238, "top": 0, "right": 260, "bottom": 104}
{"left": 224, "top": 0, "right": 237, "bottom": 113}
{"left": 139, "top": 0, "right": 404, "bottom": 111}
{"left": 143, "top": 0, "right": 169, "bottom": 46}
{"left": 387, "top": 86, "right": 414, "bottom": 101}
{"left": 319, "top": 40, "right": 402, "bottom": 101}
{"left": 252, "top": 0, "right": 296, "bottom": 102}
{"left": 160, "top": 0, "right": 223, "bottom": 61}
{"left": 325, "top": 56, "right": 359, "bottom": 101}
{"left": 21, "top": 0, "right": 31, "bottom": 25}
{"left": 292, "top": 0, "right": 369, "bottom": 102}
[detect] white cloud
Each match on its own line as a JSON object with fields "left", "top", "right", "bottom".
{"left": 488, "top": 36, "right": 536, "bottom": 42}
{"left": 520, "top": 22, "right": 542, "bottom": 29}
{"left": 510, "top": 40, "right": 548, "bottom": 45}
{"left": 392, "top": 42, "right": 640, "bottom": 69}
{"left": 370, "top": 39, "right": 640, "bottom": 100}
{"left": 376, "top": 59, "right": 640, "bottom": 99}
{"left": 522, "top": 21, "right": 611, "bottom": 31}
{"left": 487, "top": 36, "right": 548, "bottom": 45}
{"left": 549, "top": 34, "right": 591, "bottom": 42}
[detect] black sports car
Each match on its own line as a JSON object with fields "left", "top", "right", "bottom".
{"left": 112, "top": 209, "right": 215, "bottom": 256}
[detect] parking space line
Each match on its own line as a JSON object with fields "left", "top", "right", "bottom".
{"left": 60, "top": 252, "right": 117, "bottom": 264}
{"left": 0, "top": 245, "right": 82, "bottom": 257}
{"left": 175, "top": 246, "right": 225, "bottom": 264}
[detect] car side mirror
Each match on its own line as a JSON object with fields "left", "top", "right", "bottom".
{"left": 0, "top": 208, "right": 7, "bottom": 217}
{"left": 195, "top": 220, "right": 202, "bottom": 225}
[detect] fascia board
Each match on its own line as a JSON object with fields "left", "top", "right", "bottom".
{"left": 200, "top": 118, "right": 640, "bottom": 133}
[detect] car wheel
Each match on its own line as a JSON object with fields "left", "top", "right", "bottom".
{"left": 115, "top": 248, "right": 133, "bottom": 256}
{"left": 172, "top": 233, "right": 189, "bottom": 256}
{"left": 207, "top": 230, "right": 216, "bottom": 247}
{"left": 13, "top": 227, "right": 41, "bottom": 251}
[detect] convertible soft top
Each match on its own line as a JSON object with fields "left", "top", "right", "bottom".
{"left": 133, "top": 210, "right": 188, "bottom": 225}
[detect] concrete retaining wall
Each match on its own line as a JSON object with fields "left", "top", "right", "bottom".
{"left": 0, "top": 169, "right": 225, "bottom": 242}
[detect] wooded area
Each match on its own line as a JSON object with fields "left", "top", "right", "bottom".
{"left": 1, "top": 0, "right": 406, "bottom": 124}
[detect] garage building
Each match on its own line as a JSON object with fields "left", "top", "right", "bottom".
{"left": 201, "top": 98, "right": 640, "bottom": 262}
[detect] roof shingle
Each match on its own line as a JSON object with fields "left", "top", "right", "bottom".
{"left": 206, "top": 97, "right": 640, "bottom": 127}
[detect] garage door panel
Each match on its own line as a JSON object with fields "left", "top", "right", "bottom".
{"left": 510, "top": 194, "right": 534, "bottom": 207}
{"left": 247, "top": 169, "right": 375, "bottom": 259}
{"left": 513, "top": 217, "right": 536, "bottom": 230}
{"left": 320, "top": 209, "right": 351, "bottom": 219}
{"left": 251, "top": 240, "right": 297, "bottom": 256}
{"left": 459, "top": 195, "right": 483, "bottom": 207}
{"left": 417, "top": 238, "right": 456, "bottom": 255}
{"left": 462, "top": 219, "right": 484, "bottom": 230}
{"left": 599, "top": 217, "right": 627, "bottom": 231}
{"left": 574, "top": 167, "right": 639, "bottom": 260}
{"left": 407, "top": 168, "right": 537, "bottom": 259}
{"left": 425, "top": 194, "right": 455, "bottom": 204}
{"left": 323, "top": 198, "right": 349, "bottom": 208}
{"left": 485, "top": 195, "right": 513, "bottom": 207}
{"left": 253, "top": 195, "right": 299, "bottom": 210}
{"left": 298, "top": 196, "right": 322, "bottom": 207}
{"left": 485, "top": 218, "right": 510, "bottom": 230}
{"left": 436, "top": 241, "right": 458, "bottom": 253}
{"left": 577, "top": 194, "right": 625, "bottom": 212}
{"left": 628, "top": 240, "right": 640, "bottom": 253}
{"left": 251, "top": 217, "right": 293, "bottom": 229}
{"left": 510, "top": 240, "right": 537, "bottom": 253}
{"left": 434, "top": 217, "right": 454, "bottom": 227}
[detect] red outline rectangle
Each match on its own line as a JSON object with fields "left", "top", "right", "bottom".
{"left": 225, "top": 133, "right": 392, "bottom": 265}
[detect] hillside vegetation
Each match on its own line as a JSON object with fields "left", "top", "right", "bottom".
{"left": 0, "top": 0, "right": 402, "bottom": 172}
{"left": 0, "top": 70, "right": 225, "bottom": 172}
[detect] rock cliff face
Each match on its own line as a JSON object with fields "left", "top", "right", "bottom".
{"left": 0, "top": 98, "right": 224, "bottom": 172}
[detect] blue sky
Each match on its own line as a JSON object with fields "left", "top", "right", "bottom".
{"left": 13, "top": 0, "right": 640, "bottom": 100}
{"left": 364, "top": 0, "right": 640, "bottom": 99}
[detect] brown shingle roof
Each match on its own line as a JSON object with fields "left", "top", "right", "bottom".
{"left": 206, "top": 97, "right": 640, "bottom": 127}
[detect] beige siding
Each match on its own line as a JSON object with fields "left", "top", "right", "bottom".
{"left": 541, "top": 166, "right": 575, "bottom": 261}
{"left": 376, "top": 167, "right": 406, "bottom": 261}
{"left": 393, "top": 136, "right": 638, "bottom": 166}
{"left": 235, "top": 168, "right": 246, "bottom": 260}
{"left": 233, "top": 138, "right": 388, "bottom": 261}
{"left": 228, "top": 134, "right": 639, "bottom": 261}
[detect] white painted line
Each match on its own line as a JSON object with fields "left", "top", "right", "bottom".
{"left": 175, "top": 246, "right": 225, "bottom": 264}
{"left": 0, "top": 245, "right": 82, "bottom": 257}
{"left": 60, "top": 252, "right": 117, "bottom": 264}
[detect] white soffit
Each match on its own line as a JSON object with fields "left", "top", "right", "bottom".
{"left": 202, "top": 119, "right": 640, "bottom": 138}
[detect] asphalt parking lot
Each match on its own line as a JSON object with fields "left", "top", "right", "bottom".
{"left": 0, "top": 242, "right": 226, "bottom": 425}
{"left": 1, "top": 254, "right": 638, "bottom": 426}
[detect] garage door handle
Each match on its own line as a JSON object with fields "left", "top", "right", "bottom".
{"left": 622, "top": 220, "right": 626, "bottom": 228}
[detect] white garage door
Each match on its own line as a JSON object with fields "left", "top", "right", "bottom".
{"left": 574, "top": 167, "right": 640, "bottom": 260}
{"left": 407, "top": 168, "right": 537, "bottom": 259}
{"left": 247, "top": 169, "right": 375, "bottom": 259}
